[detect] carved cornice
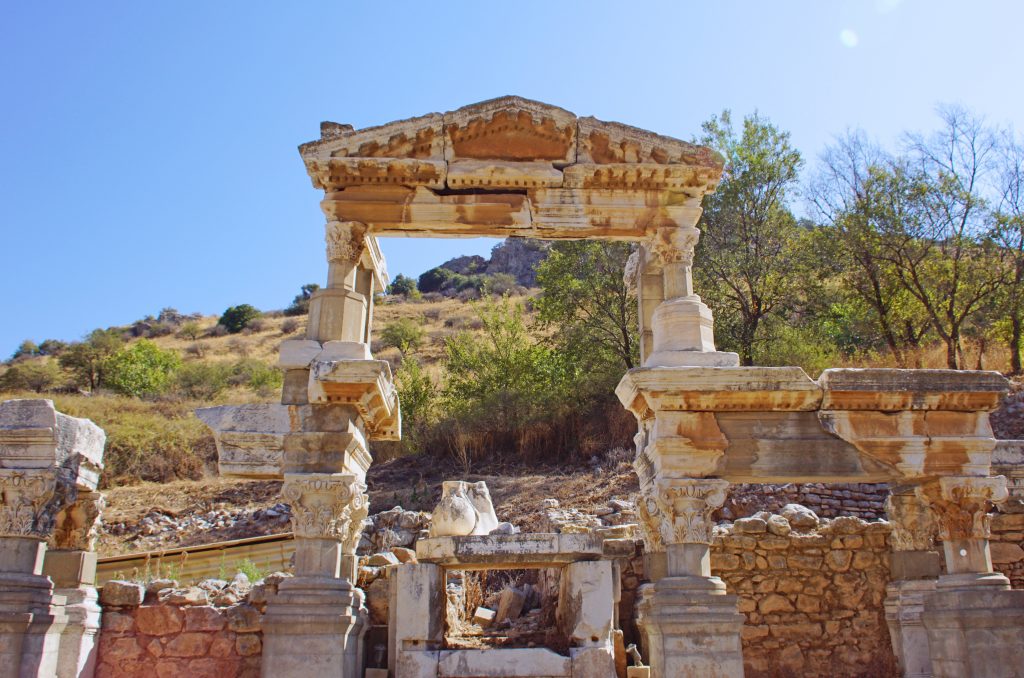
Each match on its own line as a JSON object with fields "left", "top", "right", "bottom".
{"left": 0, "top": 470, "right": 58, "bottom": 538}
{"left": 283, "top": 474, "right": 368, "bottom": 542}
{"left": 885, "top": 491, "right": 936, "bottom": 552}
{"left": 325, "top": 221, "right": 367, "bottom": 264}
{"left": 50, "top": 490, "right": 105, "bottom": 551}
{"left": 916, "top": 476, "right": 1008, "bottom": 541}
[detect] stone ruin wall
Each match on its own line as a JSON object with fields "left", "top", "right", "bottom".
{"left": 94, "top": 578, "right": 269, "bottom": 678}
{"left": 608, "top": 508, "right": 897, "bottom": 678}
{"left": 90, "top": 488, "right": 1024, "bottom": 678}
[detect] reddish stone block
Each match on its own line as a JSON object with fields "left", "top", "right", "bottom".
{"left": 209, "top": 633, "right": 236, "bottom": 658}
{"left": 135, "top": 605, "right": 184, "bottom": 636}
{"left": 184, "top": 605, "right": 227, "bottom": 632}
{"left": 226, "top": 604, "right": 261, "bottom": 633}
{"left": 102, "top": 610, "right": 136, "bottom": 634}
{"left": 164, "top": 631, "right": 214, "bottom": 658}
{"left": 235, "top": 633, "right": 262, "bottom": 657}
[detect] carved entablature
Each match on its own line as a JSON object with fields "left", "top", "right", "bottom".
{"left": 0, "top": 470, "right": 58, "bottom": 539}
{"left": 885, "top": 490, "right": 937, "bottom": 552}
{"left": 282, "top": 473, "right": 368, "bottom": 541}
{"left": 50, "top": 490, "right": 105, "bottom": 551}
{"left": 916, "top": 476, "right": 1008, "bottom": 542}
{"left": 655, "top": 478, "right": 729, "bottom": 545}
{"left": 298, "top": 96, "right": 725, "bottom": 240}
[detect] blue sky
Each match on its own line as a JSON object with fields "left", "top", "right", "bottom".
{"left": 2, "top": 1, "right": 1022, "bottom": 355}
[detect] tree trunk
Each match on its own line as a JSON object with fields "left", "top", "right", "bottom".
{"left": 1012, "top": 314, "right": 1023, "bottom": 375}
{"left": 945, "top": 337, "right": 959, "bottom": 370}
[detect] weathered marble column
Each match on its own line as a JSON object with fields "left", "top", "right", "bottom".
{"left": 917, "top": 476, "right": 1024, "bottom": 677}
{"left": 638, "top": 217, "right": 738, "bottom": 368}
{"left": 884, "top": 488, "right": 941, "bottom": 678}
{"left": 262, "top": 474, "right": 369, "bottom": 677}
{"left": 635, "top": 479, "right": 744, "bottom": 678}
{"left": 0, "top": 400, "right": 105, "bottom": 678}
{"left": 199, "top": 219, "right": 397, "bottom": 677}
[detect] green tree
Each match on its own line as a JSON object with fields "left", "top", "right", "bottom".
{"left": 11, "top": 340, "right": 39, "bottom": 361}
{"left": 993, "top": 129, "right": 1024, "bottom": 373}
{"left": 387, "top": 274, "right": 419, "bottom": 298}
{"left": 0, "top": 360, "right": 62, "bottom": 393}
{"left": 174, "top": 362, "right": 231, "bottom": 400}
{"left": 37, "top": 339, "right": 67, "bottom": 356}
{"left": 380, "top": 318, "right": 425, "bottom": 353}
{"left": 395, "top": 357, "right": 439, "bottom": 453}
{"left": 219, "top": 304, "right": 262, "bottom": 334}
{"left": 418, "top": 267, "right": 454, "bottom": 293}
{"left": 285, "top": 284, "right": 320, "bottom": 316}
{"left": 696, "top": 110, "right": 807, "bottom": 365}
{"left": 443, "top": 296, "right": 574, "bottom": 451}
{"left": 177, "top": 321, "right": 203, "bottom": 341}
{"left": 58, "top": 329, "right": 125, "bottom": 391}
{"left": 102, "top": 340, "right": 181, "bottom": 397}
{"left": 809, "top": 132, "right": 932, "bottom": 364}
{"left": 534, "top": 241, "right": 638, "bottom": 381}
{"left": 877, "top": 107, "right": 1004, "bottom": 369}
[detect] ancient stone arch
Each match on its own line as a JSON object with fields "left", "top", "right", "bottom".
{"left": 197, "top": 97, "right": 1024, "bottom": 678}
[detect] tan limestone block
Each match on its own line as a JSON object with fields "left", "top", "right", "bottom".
{"left": 298, "top": 111, "right": 445, "bottom": 163}
{"left": 305, "top": 157, "right": 446, "bottom": 191}
{"left": 818, "top": 368, "right": 1008, "bottom": 411}
{"left": 577, "top": 115, "right": 724, "bottom": 171}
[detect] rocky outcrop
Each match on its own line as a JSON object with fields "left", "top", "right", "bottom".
{"left": 485, "top": 238, "right": 550, "bottom": 286}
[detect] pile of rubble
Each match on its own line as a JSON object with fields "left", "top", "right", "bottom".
{"left": 356, "top": 505, "right": 432, "bottom": 555}
{"left": 539, "top": 498, "right": 639, "bottom": 540}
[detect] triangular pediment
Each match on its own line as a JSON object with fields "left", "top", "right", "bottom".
{"left": 300, "top": 96, "right": 723, "bottom": 171}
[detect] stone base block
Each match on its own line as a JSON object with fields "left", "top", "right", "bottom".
{"left": 261, "top": 577, "right": 367, "bottom": 678}
{"left": 645, "top": 298, "right": 739, "bottom": 368}
{"left": 922, "top": 575, "right": 1024, "bottom": 678}
{"left": 0, "top": 573, "right": 68, "bottom": 678}
{"left": 885, "top": 578, "right": 935, "bottom": 678}
{"left": 635, "top": 578, "right": 744, "bottom": 678}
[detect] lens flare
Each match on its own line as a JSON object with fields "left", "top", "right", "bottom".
{"left": 839, "top": 29, "right": 859, "bottom": 48}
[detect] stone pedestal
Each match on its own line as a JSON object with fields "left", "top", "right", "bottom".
{"left": 886, "top": 578, "right": 937, "bottom": 678}
{"left": 43, "top": 551, "right": 100, "bottom": 678}
{"left": 916, "top": 477, "right": 1024, "bottom": 677}
{"left": 633, "top": 480, "right": 744, "bottom": 678}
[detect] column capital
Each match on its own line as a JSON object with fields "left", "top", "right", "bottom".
{"left": 639, "top": 479, "right": 728, "bottom": 549}
{"left": 885, "top": 489, "right": 937, "bottom": 552}
{"left": 916, "top": 476, "right": 1007, "bottom": 541}
{"left": 648, "top": 225, "right": 700, "bottom": 268}
{"left": 0, "top": 470, "right": 58, "bottom": 539}
{"left": 50, "top": 490, "right": 105, "bottom": 552}
{"left": 325, "top": 221, "right": 368, "bottom": 264}
{"left": 283, "top": 473, "right": 368, "bottom": 541}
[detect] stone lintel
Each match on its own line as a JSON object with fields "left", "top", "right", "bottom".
{"left": 616, "top": 366, "right": 823, "bottom": 417}
{"left": 415, "top": 533, "right": 603, "bottom": 569}
{"left": 818, "top": 368, "right": 1009, "bottom": 411}
{"left": 308, "top": 359, "right": 400, "bottom": 440}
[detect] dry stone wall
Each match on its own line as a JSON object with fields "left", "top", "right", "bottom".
{"left": 724, "top": 483, "right": 890, "bottom": 521}
{"left": 991, "top": 510, "right": 1024, "bottom": 588}
{"left": 95, "top": 576, "right": 275, "bottom": 678}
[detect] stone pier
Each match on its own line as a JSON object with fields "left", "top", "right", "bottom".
{"left": 0, "top": 399, "right": 105, "bottom": 678}
{"left": 199, "top": 207, "right": 397, "bottom": 677}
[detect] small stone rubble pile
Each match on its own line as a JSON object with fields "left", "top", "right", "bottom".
{"left": 539, "top": 498, "right": 640, "bottom": 540}
{"left": 95, "top": 572, "right": 290, "bottom": 678}
{"left": 356, "top": 505, "right": 432, "bottom": 555}
{"left": 104, "top": 504, "right": 292, "bottom": 550}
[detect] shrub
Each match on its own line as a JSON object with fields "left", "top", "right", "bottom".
{"left": 102, "top": 340, "right": 181, "bottom": 397}
{"left": 230, "top": 359, "right": 283, "bottom": 396}
{"left": 0, "top": 360, "right": 63, "bottom": 393}
{"left": 281, "top": 318, "right": 300, "bottom": 334}
{"left": 207, "top": 324, "right": 229, "bottom": 338}
{"left": 247, "top": 318, "right": 267, "bottom": 333}
{"left": 395, "top": 357, "right": 439, "bottom": 453}
{"left": 228, "top": 337, "right": 251, "bottom": 357}
{"left": 484, "top": 273, "right": 517, "bottom": 296}
{"left": 177, "top": 321, "right": 203, "bottom": 341}
{"left": 218, "top": 304, "right": 262, "bottom": 334}
{"left": 174, "top": 361, "right": 231, "bottom": 400}
{"left": 380, "top": 318, "right": 425, "bottom": 353}
{"left": 10, "top": 340, "right": 39, "bottom": 361}
{"left": 185, "top": 342, "right": 208, "bottom": 359}
{"left": 37, "top": 339, "right": 67, "bottom": 356}
{"left": 418, "top": 267, "right": 455, "bottom": 293}
{"left": 388, "top": 274, "right": 419, "bottom": 297}
{"left": 285, "top": 284, "right": 320, "bottom": 316}
{"left": 59, "top": 329, "right": 125, "bottom": 391}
